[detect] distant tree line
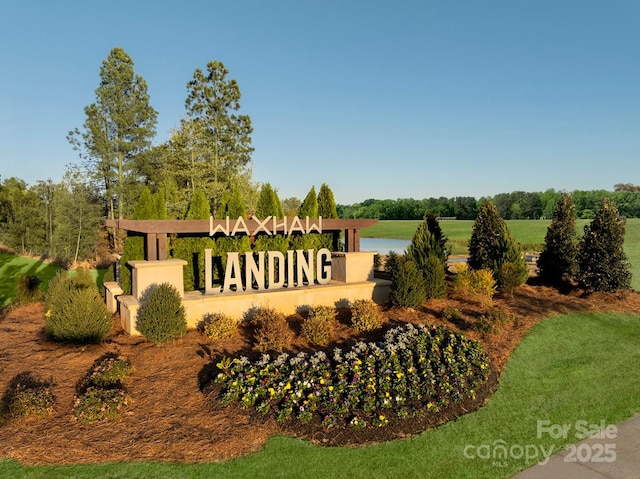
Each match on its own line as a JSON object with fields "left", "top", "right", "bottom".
{"left": 337, "top": 186, "right": 640, "bottom": 220}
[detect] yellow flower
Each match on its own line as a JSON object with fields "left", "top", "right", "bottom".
{"left": 45, "top": 309, "right": 52, "bottom": 318}
{"left": 284, "top": 382, "right": 291, "bottom": 391}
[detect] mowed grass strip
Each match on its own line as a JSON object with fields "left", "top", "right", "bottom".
{"left": 4, "top": 312, "right": 640, "bottom": 479}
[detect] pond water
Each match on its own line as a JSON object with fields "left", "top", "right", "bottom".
{"left": 358, "top": 238, "right": 468, "bottom": 262}
{"left": 359, "top": 238, "right": 411, "bottom": 255}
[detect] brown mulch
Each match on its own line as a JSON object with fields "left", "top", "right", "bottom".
{"left": 1, "top": 282, "right": 640, "bottom": 466}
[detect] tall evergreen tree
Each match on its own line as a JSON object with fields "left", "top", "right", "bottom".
{"left": 468, "top": 200, "right": 504, "bottom": 271}
{"left": 185, "top": 60, "right": 254, "bottom": 214}
{"left": 317, "top": 183, "right": 339, "bottom": 250}
{"left": 69, "top": 47, "right": 157, "bottom": 224}
{"left": 576, "top": 197, "right": 631, "bottom": 292}
{"left": 406, "top": 211, "right": 448, "bottom": 298}
{"left": 298, "top": 187, "right": 318, "bottom": 218}
{"left": 468, "top": 200, "right": 527, "bottom": 288}
{"left": 536, "top": 192, "right": 578, "bottom": 284}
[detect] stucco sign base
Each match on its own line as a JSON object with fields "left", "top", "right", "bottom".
{"left": 117, "top": 279, "right": 390, "bottom": 335}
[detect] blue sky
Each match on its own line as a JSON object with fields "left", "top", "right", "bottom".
{"left": 1, "top": 0, "right": 638, "bottom": 205}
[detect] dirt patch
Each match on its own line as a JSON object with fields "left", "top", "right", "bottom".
{"left": 1, "top": 283, "right": 640, "bottom": 466}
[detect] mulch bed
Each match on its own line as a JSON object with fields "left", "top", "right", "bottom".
{"left": 1, "top": 283, "right": 640, "bottom": 465}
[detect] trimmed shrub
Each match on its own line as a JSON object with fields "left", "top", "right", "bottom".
{"left": 349, "top": 299, "right": 383, "bottom": 332}
{"left": 389, "top": 256, "right": 427, "bottom": 308}
{"left": 2, "top": 372, "right": 55, "bottom": 419}
{"left": 201, "top": 312, "right": 240, "bottom": 340}
{"left": 576, "top": 197, "right": 632, "bottom": 292}
{"left": 44, "top": 271, "right": 112, "bottom": 344}
{"left": 470, "top": 269, "right": 497, "bottom": 307}
{"left": 301, "top": 306, "right": 336, "bottom": 346}
{"left": 15, "top": 275, "right": 43, "bottom": 305}
{"left": 498, "top": 261, "right": 529, "bottom": 298}
{"left": 452, "top": 264, "right": 496, "bottom": 307}
{"left": 136, "top": 283, "right": 187, "bottom": 344}
{"left": 537, "top": 192, "right": 578, "bottom": 284}
{"left": 251, "top": 307, "right": 292, "bottom": 353}
{"left": 423, "top": 255, "right": 447, "bottom": 299}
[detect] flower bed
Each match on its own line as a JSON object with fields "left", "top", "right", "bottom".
{"left": 213, "top": 323, "right": 491, "bottom": 429}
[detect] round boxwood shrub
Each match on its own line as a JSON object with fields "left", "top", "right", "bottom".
{"left": 136, "top": 283, "right": 187, "bottom": 344}
{"left": 44, "top": 271, "right": 112, "bottom": 344}
{"left": 349, "top": 299, "right": 383, "bottom": 332}
{"left": 301, "top": 305, "right": 336, "bottom": 346}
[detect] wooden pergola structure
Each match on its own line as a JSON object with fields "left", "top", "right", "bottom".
{"left": 105, "top": 218, "right": 379, "bottom": 261}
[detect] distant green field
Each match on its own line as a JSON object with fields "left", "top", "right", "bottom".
{"left": 0, "top": 254, "right": 107, "bottom": 307}
{"left": 362, "top": 218, "right": 640, "bottom": 290}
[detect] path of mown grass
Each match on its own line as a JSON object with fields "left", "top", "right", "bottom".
{"left": 3, "top": 312, "right": 639, "bottom": 479}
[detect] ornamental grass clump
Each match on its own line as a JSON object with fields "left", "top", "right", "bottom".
{"left": 136, "top": 283, "right": 187, "bottom": 344}
{"left": 251, "top": 307, "right": 292, "bottom": 353}
{"left": 201, "top": 312, "right": 240, "bottom": 340}
{"left": 43, "top": 269, "right": 112, "bottom": 344}
{"left": 1, "top": 372, "right": 55, "bottom": 419}
{"left": 301, "top": 305, "right": 336, "bottom": 346}
{"left": 349, "top": 299, "right": 383, "bottom": 332}
{"left": 212, "top": 322, "right": 491, "bottom": 429}
{"left": 15, "top": 275, "right": 43, "bottom": 305}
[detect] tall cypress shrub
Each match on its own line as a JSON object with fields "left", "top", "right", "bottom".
{"left": 406, "top": 211, "right": 448, "bottom": 298}
{"left": 468, "top": 201, "right": 527, "bottom": 288}
{"left": 536, "top": 192, "right": 577, "bottom": 285}
{"left": 317, "top": 183, "right": 339, "bottom": 250}
{"left": 576, "top": 197, "right": 631, "bottom": 292}
{"left": 172, "top": 190, "right": 213, "bottom": 291}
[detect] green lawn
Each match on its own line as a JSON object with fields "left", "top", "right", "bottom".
{"left": 0, "top": 254, "right": 107, "bottom": 307}
{"left": 362, "top": 218, "right": 640, "bottom": 290}
{"left": 2, "top": 312, "right": 640, "bottom": 478}
{"left": 0, "top": 253, "right": 63, "bottom": 307}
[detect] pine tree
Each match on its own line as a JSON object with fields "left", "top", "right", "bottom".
{"left": 536, "top": 192, "right": 577, "bottom": 285}
{"left": 576, "top": 197, "right": 631, "bottom": 292}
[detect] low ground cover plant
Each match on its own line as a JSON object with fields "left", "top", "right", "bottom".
{"left": 1, "top": 372, "right": 55, "bottom": 419}
{"left": 212, "top": 322, "right": 490, "bottom": 428}
{"left": 74, "top": 353, "right": 131, "bottom": 423}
